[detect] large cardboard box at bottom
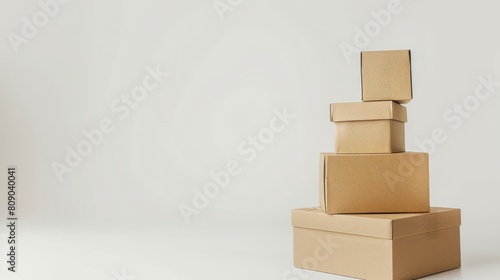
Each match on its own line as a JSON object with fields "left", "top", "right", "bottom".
{"left": 292, "top": 207, "right": 461, "bottom": 280}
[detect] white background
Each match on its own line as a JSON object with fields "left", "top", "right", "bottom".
{"left": 1, "top": 0, "right": 500, "bottom": 279}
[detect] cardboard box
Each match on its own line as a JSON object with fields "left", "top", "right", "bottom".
{"left": 330, "top": 101, "right": 407, "bottom": 153}
{"left": 320, "top": 152, "right": 429, "bottom": 214}
{"left": 361, "top": 50, "right": 412, "bottom": 104}
{"left": 292, "top": 207, "right": 461, "bottom": 280}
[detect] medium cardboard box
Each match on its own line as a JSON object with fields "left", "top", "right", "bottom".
{"left": 320, "top": 152, "right": 430, "bottom": 214}
{"left": 330, "top": 101, "right": 407, "bottom": 154}
{"left": 361, "top": 50, "right": 412, "bottom": 104}
{"left": 292, "top": 207, "right": 461, "bottom": 280}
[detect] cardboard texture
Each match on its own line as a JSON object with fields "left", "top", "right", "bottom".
{"left": 292, "top": 207, "right": 461, "bottom": 280}
{"left": 361, "top": 50, "right": 412, "bottom": 104}
{"left": 319, "top": 152, "right": 430, "bottom": 214}
{"left": 330, "top": 101, "right": 407, "bottom": 153}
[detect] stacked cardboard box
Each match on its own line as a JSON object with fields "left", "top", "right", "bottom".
{"left": 292, "top": 50, "right": 462, "bottom": 280}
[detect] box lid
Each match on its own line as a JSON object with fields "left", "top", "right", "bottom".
{"left": 330, "top": 101, "right": 407, "bottom": 123}
{"left": 292, "top": 207, "right": 461, "bottom": 240}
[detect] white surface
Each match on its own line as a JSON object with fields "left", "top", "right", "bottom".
{"left": 0, "top": 0, "right": 500, "bottom": 279}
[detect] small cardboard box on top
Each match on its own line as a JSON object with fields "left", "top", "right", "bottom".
{"left": 330, "top": 101, "right": 406, "bottom": 154}
{"left": 361, "top": 50, "right": 413, "bottom": 104}
{"left": 292, "top": 207, "right": 461, "bottom": 280}
{"left": 320, "top": 152, "right": 430, "bottom": 214}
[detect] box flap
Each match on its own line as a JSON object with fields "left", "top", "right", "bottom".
{"left": 292, "top": 207, "right": 461, "bottom": 240}
{"left": 330, "top": 101, "right": 407, "bottom": 123}
{"left": 319, "top": 154, "right": 327, "bottom": 212}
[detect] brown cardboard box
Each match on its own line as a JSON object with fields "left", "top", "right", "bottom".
{"left": 361, "top": 50, "right": 412, "bottom": 104}
{"left": 292, "top": 207, "right": 461, "bottom": 280}
{"left": 330, "top": 101, "right": 407, "bottom": 153}
{"left": 320, "top": 152, "right": 430, "bottom": 214}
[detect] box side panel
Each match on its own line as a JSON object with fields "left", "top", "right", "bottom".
{"left": 361, "top": 50, "right": 412, "bottom": 103}
{"left": 392, "top": 227, "right": 461, "bottom": 279}
{"left": 319, "top": 154, "right": 326, "bottom": 212}
{"left": 391, "top": 102, "right": 408, "bottom": 123}
{"left": 329, "top": 103, "right": 334, "bottom": 122}
{"left": 334, "top": 120, "right": 392, "bottom": 154}
{"left": 360, "top": 51, "right": 365, "bottom": 101}
{"left": 293, "top": 227, "right": 393, "bottom": 280}
{"left": 390, "top": 50, "right": 412, "bottom": 103}
{"left": 408, "top": 49, "right": 413, "bottom": 103}
{"left": 326, "top": 152, "right": 430, "bottom": 214}
{"left": 390, "top": 120, "right": 405, "bottom": 153}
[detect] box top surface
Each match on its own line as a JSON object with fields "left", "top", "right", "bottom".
{"left": 292, "top": 207, "right": 460, "bottom": 240}
{"left": 320, "top": 151, "right": 425, "bottom": 157}
{"left": 330, "top": 101, "right": 407, "bottom": 122}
